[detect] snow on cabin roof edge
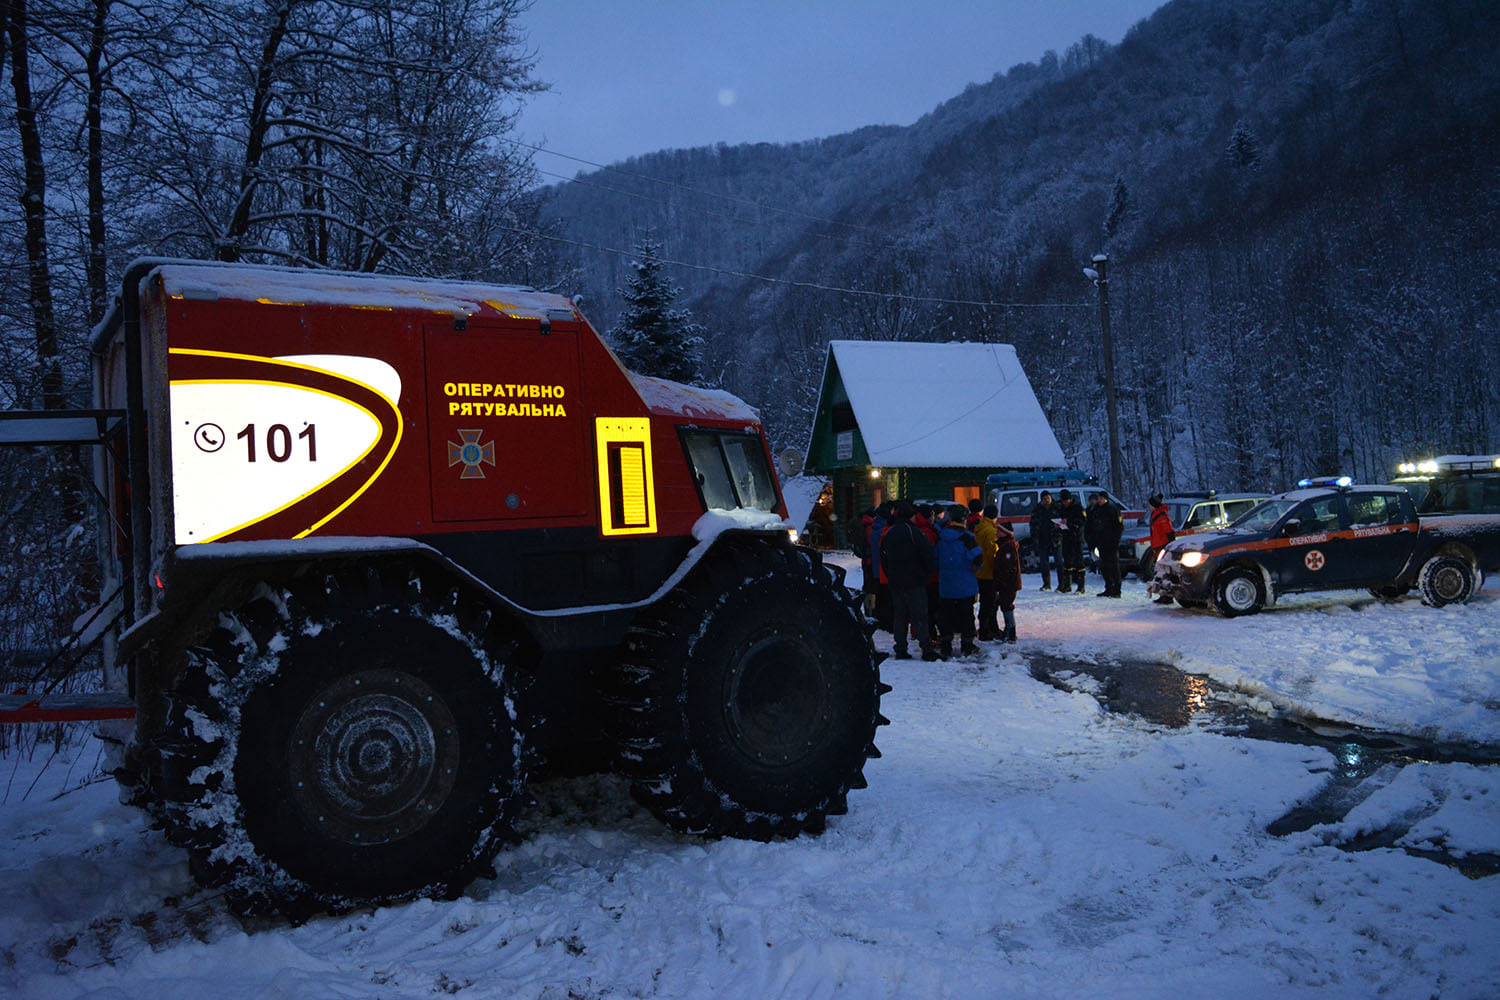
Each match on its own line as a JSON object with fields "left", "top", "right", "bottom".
{"left": 827, "top": 340, "right": 1066, "bottom": 469}
{"left": 154, "top": 261, "right": 576, "bottom": 320}
{"left": 629, "top": 373, "right": 760, "bottom": 424}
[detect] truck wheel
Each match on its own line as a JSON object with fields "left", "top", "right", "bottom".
{"left": 1212, "top": 566, "right": 1264, "bottom": 617}
{"left": 1418, "top": 555, "right": 1476, "bottom": 607}
{"left": 609, "top": 538, "right": 888, "bottom": 840}
{"left": 1137, "top": 549, "right": 1158, "bottom": 580}
{"left": 155, "top": 569, "right": 525, "bottom": 915}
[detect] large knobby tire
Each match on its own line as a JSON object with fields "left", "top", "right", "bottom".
{"left": 1418, "top": 555, "right": 1476, "bottom": 607}
{"left": 1212, "top": 565, "right": 1265, "bottom": 617}
{"left": 608, "top": 538, "right": 888, "bottom": 840}
{"left": 152, "top": 567, "right": 526, "bottom": 916}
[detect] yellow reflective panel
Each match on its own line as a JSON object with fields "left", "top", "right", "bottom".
{"left": 595, "top": 417, "right": 656, "bottom": 536}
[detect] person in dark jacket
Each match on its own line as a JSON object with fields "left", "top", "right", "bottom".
{"left": 1056, "top": 490, "right": 1086, "bottom": 594}
{"left": 1029, "top": 491, "right": 1058, "bottom": 590}
{"left": 914, "top": 504, "right": 941, "bottom": 642}
{"left": 993, "top": 519, "right": 1023, "bottom": 641}
{"left": 935, "top": 515, "right": 981, "bottom": 658}
{"left": 1085, "top": 492, "right": 1125, "bottom": 598}
{"left": 879, "top": 501, "right": 938, "bottom": 660}
{"left": 1147, "top": 493, "right": 1176, "bottom": 603}
{"left": 867, "top": 501, "right": 895, "bottom": 629}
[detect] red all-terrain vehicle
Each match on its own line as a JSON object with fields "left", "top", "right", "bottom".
{"left": 1, "top": 260, "right": 887, "bottom": 915}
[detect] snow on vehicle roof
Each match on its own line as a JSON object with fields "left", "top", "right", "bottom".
{"left": 152, "top": 261, "right": 576, "bottom": 321}
{"left": 1277, "top": 485, "right": 1405, "bottom": 501}
{"left": 628, "top": 373, "right": 760, "bottom": 424}
{"left": 825, "top": 340, "right": 1065, "bottom": 468}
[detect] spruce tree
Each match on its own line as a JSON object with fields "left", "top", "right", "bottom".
{"left": 610, "top": 239, "right": 705, "bottom": 385}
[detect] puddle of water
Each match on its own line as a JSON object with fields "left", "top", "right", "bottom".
{"left": 1025, "top": 653, "right": 1500, "bottom": 877}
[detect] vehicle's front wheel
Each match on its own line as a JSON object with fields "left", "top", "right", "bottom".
{"left": 154, "top": 568, "right": 526, "bottom": 915}
{"left": 1212, "top": 566, "right": 1265, "bottom": 617}
{"left": 609, "top": 538, "right": 887, "bottom": 840}
{"left": 1418, "top": 555, "right": 1477, "bottom": 607}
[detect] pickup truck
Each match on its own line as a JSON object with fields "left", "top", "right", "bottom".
{"left": 1148, "top": 481, "right": 1500, "bottom": 616}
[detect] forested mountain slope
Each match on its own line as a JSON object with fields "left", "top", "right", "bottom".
{"left": 542, "top": 0, "right": 1500, "bottom": 495}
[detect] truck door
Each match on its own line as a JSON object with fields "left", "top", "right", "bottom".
{"left": 1342, "top": 490, "right": 1418, "bottom": 585}
{"left": 1271, "top": 495, "right": 1349, "bottom": 590}
{"left": 424, "top": 321, "right": 588, "bottom": 522}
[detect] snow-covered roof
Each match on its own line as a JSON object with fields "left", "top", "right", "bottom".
{"left": 629, "top": 373, "right": 759, "bottom": 424}
{"left": 153, "top": 262, "right": 576, "bottom": 321}
{"left": 824, "top": 340, "right": 1065, "bottom": 468}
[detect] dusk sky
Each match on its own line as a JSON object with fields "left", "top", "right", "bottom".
{"left": 518, "top": 0, "right": 1166, "bottom": 177}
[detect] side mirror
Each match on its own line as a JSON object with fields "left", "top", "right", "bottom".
{"left": 1281, "top": 518, "right": 1303, "bottom": 537}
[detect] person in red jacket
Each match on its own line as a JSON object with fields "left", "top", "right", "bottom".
{"left": 1147, "top": 492, "right": 1176, "bottom": 603}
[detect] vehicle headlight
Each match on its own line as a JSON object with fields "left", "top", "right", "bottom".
{"left": 1180, "top": 550, "right": 1206, "bottom": 568}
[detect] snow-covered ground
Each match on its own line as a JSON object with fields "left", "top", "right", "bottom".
{"left": 4, "top": 561, "right": 1499, "bottom": 998}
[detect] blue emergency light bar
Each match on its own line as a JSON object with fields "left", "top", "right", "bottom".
{"left": 984, "top": 469, "right": 1096, "bottom": 489}
{"left": 1297, "top": 476, "right": 1354, "bottom": 488}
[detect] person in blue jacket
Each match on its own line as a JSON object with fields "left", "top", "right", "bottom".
{"left": 934, "top": 511, "right": 982, "bottom": 659}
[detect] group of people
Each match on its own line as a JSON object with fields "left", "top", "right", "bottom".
{"left": 854, "top": 498, "right": 1023, "bottom": 662}
{"left": 1025, "top": 488, "right": 1127, "bottom": 598}
{"left": 854, "top": 488, "right": 1178, "bottom": 660}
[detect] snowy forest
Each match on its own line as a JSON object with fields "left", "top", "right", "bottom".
{"left": 543, "top": 0, "right": 1500, "bottom": 496}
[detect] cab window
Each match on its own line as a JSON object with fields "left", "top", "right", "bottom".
{"left": 1184, "top": 504, "right": 1219, "bottom": 528}
{"left": 1224, "top": 499, "right": 1261, "bottom": 521}
{"left": 1000, "top": 491, "right": 1037, "bottom": 517}
{"left": 1346, "top": 492, "right": 1406, "bottom": 527}
{"left": 1289, "top": 496, "right": 1342, "bottom": 534}
{"left": 681, "top": 429, "right": 778, "bottom": 512}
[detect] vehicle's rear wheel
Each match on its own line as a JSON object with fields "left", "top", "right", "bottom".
{"left": 1367, "top": 584, "right": 1409, "bottom": 603}
{"left": 1418, "top": 555, "right": 1476, "bottom": 607}
{"left": 608, "top": 537, "right": 888, "bottom": 840}
{"left": 1212, "top": 566, "right": 1265, "bottom": 617}
{"left": 152, "top": 567, "right": 526, "bottom": 915}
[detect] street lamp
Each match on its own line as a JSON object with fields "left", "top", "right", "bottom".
{"left": 1084, "top": 254, "right": 1124, "bottom": 497}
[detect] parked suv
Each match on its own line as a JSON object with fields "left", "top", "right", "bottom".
{"left": 1119, "top": 491, "right": 1270, "bottom": 578}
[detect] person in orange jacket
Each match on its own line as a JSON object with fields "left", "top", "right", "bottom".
{"left": 973, "top": 503, "right": 1001, "bottom": 639}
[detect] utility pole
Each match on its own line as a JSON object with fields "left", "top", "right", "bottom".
{"left": 1083, "top": 254, "right": 1124, "bottom": 497}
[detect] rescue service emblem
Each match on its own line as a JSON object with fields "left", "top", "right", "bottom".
{"left": 448, "top": 429, "right": 495, "bottom": 479}
{"left": 1304, "top": 549, "right": 1326, "bottom": 571}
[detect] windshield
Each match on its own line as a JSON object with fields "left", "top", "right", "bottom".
{"left": 681, "top": 429, "right": 779, "bottom": 512}
{"left": 1165, "top": 502, "right": 1192, "bottom": 528}
{"left": 1231, "top": 499, "right": 1299, "bottom": 532}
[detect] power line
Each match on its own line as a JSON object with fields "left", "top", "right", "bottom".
{"left": 504, "top": 222, "right": 1090, "bottom": 310}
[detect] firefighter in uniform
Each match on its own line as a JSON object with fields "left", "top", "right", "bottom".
{"left": 1086, "top": 491, "right": 1125, "bottom": 598}
{"left": 1057, "top": 490, "right": 1086, "bottom": 594}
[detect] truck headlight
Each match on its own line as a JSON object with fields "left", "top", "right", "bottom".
{"left": 1180, "top": 550, "right": 1205, "bottom": 568}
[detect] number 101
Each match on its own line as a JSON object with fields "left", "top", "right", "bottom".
{"left": 237, "top": 423, "right": 317, "bottom": 462}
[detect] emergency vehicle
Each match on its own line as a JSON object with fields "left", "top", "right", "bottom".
{"left": 1148, "top": 478, "right": 1500, "bottom": 616}
{"left": 983, "top": 470, "right": 1136, "bottom": 569}
{"left": 0, "top": 260, "right": 889, "bottom": 916}
{"left": 1119, "top": 491, "right": 1270, "bottom": 578}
